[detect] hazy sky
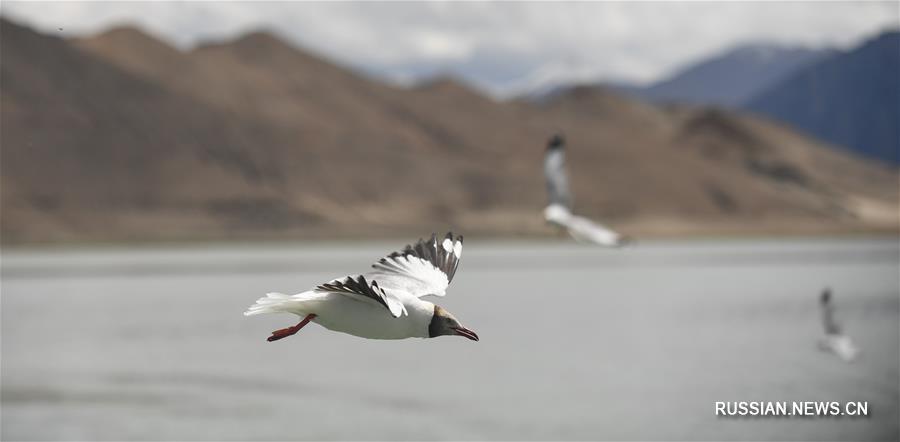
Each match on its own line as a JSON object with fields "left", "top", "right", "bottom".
{"left": 2, "top": 1, "right": 897, "bottom": 97}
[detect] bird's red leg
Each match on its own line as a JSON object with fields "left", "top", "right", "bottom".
{"left": 267, "top": 314, "right": 317, "bottom": 342}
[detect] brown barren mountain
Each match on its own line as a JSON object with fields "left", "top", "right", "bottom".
{"left": 1, "top": 18, "right": 896, "bottom": 244}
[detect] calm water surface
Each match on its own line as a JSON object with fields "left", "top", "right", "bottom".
{"left": 2, "top": 238, "right": 898, "bottom": 440}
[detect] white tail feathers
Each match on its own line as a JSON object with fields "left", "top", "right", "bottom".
{"left": 244, "top": 292, "right": 296, "bottom": 316}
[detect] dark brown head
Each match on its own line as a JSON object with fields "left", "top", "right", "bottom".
{"left": 820, "top": 288, "right": 832, "bottom": 305}
{"left": 547, "top": 133, "right": 565, "bottom": 151}
{"left": 428, "top": 305, "right": 479, "bottom": 341}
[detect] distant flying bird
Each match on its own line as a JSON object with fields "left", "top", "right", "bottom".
{"left": 543, "top": 133, "right": 631, "bottom": 247}
{"left": 244, "top": 233, "right": 478, "bottom": 342}
{"left": 817, "top": 288, "right": 859, "bottom": 362}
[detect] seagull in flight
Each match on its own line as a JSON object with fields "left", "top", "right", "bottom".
{"left": 817, "top": 288, "right": 859, "bottom": 362}
{"left": 543, "top": 133, "right": 631, "bottom": 247}
{"left": 244, "top": 233, "right": 478, "bottom": 342}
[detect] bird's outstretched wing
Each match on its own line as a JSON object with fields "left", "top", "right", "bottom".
{"left": 367, "top": 232, "right": 463, "bottom": 298}
{"left": 544, "top": 134, "right": 573, "bottom": 209}
{"left": 316, "top": 275, "right": 406, "bottom": 318}
{"left": 561, "top": 214, "right": 630, "bottom": 247}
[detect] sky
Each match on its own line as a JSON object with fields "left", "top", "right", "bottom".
{"left": 2, "top": 1, "right": 898, "bottom": 97}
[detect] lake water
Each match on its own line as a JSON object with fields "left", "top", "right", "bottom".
{"left": 2, "top": 238, "right": 898, "bottom": 441}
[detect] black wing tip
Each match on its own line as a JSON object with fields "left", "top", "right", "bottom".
{"left": 451, "top": 232, "right": 463, "bottom": 249}
{"left": 374, "top": 231, "right": 464, "bottom": 282}
{"left": 417, "top": 232, "right": 462, "bottom": 243}
{"left": 442, "top": 231, "right": 462, "bottom": 243}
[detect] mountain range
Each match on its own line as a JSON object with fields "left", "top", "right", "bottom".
{"left": 570, "top": 32, "right": 899, "bottom": 165}
{"left": 615, "top": 45, "right": 834, "bottom": 107}
{"left": 1, "top": 18, "right": 896, "bottom": 244}
{"left": 745, "top": 31, "right": 900, "bottom": 164}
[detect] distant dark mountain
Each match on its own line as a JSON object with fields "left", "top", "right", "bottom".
{"left": 745, "top": 30, "right": 900, "bottom": 165}
{"left": 630, "top": 45, "right": 833, "bottom": 106}
{"left": 530, "top": 44, "right": 830, "bottom": 108}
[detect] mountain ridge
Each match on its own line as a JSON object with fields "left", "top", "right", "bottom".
{"left": 637, "top": 44, "right": 834, "bottom": 106}
{"left": 1, "top": 18, "right": 896, "bottom": 244}
{"left": 745, "top": 30, "right": 900, "bottom": 164}
{"left": 529, "top": 43, "right": 833, "bottom": 107}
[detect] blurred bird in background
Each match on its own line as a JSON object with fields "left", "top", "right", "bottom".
{"left": 543, "top": 133, "right": 632, "bottom": 247}
{"left": 817, "top": 288, "right": 859, "bottom": 362}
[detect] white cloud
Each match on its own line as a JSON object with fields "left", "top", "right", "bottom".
{"left": 411, "top": 29, "right": 473, "bottom": 61}
{"left": 2, "top": 1, "right": 897, "bottom": 96}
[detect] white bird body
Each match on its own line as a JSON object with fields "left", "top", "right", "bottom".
{"left": 245, "top": 233, "right": 478, "bottom": 342}
{"left": 251, "top": 290, "right": 435, "bottom": 340}
{"left": 544, "top": 148, "right": 572, "bottom": 210}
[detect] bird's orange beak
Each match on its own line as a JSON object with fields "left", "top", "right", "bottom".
{"left": 452, "top": 326, "right": 479, "bottom": 341}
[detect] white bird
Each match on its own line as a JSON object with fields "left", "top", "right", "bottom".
{"left": 817, "top": 288, "right": 859, "bottom": 362}
{"left": 244, "top": 232, "right": 479, "bottom": 342}
{"left": 543, "top": 133, "right": 632, "bottom": 247}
